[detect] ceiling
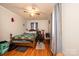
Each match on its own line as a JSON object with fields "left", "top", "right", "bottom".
{"left": 0, "top": 3, "right": 54, "bottom": 20}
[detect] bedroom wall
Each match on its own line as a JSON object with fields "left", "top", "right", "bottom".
{"left": 25, "top": 20, "right": 49, "bottom": 38}
{"left": 62, "top": 4, "right": 79, "bottom": 55}
{"left": 0, "top": 5, "right": 26, "bottom": 41}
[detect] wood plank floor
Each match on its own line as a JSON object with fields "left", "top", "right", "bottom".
{"left": 3, "top": 41, "right": 53, "bottom": 56}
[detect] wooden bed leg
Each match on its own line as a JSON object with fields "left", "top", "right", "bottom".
{"left": 10, "top": 34, "right": 13, "bottom": 43}
{"left": 10, "top": 34, "right": 12, "bottom": 38}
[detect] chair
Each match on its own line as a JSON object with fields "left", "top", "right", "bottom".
{"left": 0, "top": 41, "right": 9, "bottom": 54}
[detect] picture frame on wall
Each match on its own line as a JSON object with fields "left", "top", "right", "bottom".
{"left": 11, "top": 17, "right": 14, "bottom": 22}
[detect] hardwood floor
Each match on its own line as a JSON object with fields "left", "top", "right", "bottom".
{"left": 3, "top": 41, "right": 53, "bottom": 56}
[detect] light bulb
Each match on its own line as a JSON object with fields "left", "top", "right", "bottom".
{"left": 30, "top": 13, "right": 35, "bottom": 16}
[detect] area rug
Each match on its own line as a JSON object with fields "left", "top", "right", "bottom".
{"left": 36, "top": 42, "right": 45, "bottom": 50}
{"left": 16, "top": 46, "right": 28, "bottom": 52}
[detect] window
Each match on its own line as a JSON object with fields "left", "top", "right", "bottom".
{"left": 30, "top": 22, "right": 38, "bottom": 30}
{"left": 36, "top": 22, "right": 38, "bottom": 30}
{"left": 31, "top": 22, "right": 34, "bottom": 30}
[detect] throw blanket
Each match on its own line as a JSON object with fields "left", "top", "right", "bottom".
{"left": 14, "top": 33, "right": 36, "bottom": 39}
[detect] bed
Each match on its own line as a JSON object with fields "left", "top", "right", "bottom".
{"left": 10, "top": 33, "right": 36, "bottom": 48}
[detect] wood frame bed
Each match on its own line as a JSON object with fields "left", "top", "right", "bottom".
{"left": 10, "top": 34, "right": 35, "bottom": 48}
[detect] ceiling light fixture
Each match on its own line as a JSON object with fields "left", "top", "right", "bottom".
{"left": 30, "top": 13, "right": 35, "bottom": 16}
{"left": 24, "top": 6, "right": 40, "bottom": 16}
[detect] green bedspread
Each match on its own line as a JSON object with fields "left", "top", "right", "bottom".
{"left": 14, "top": 33, "right": 36, "bottom": 39}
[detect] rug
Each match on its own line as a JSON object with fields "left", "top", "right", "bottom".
{"left": 36, "top": 42, "right": 45, "bottom": 50}
{"left": 16, "top": 46, "right": 28, "bottom": 52}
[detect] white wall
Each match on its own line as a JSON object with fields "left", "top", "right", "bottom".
{"left": 0, "top": 5, "right": 26, "bottom": 41}
{"left": 26, "top": 20, "right": 49, "bottom": 37}
{"left": 62, "top": 4, "right": 79, "bottom": 56}
{"left": 48, "top": 17, "right": 52, "bottom": 36}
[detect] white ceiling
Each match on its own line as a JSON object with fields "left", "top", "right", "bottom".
{"left": 0, "top": 3, "right": 54, "bottom": 20}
